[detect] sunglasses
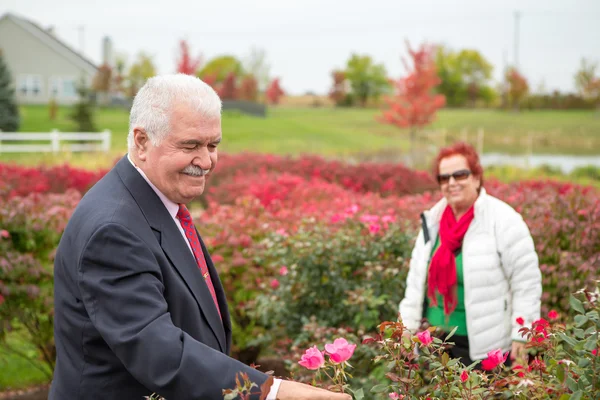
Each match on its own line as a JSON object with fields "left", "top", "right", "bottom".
{"left": 437, "top": 169, "right": 472, "bottom": 185}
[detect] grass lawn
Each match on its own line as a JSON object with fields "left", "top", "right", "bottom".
{"left": 1, "top": 105, "right": 598, "bottom": 168}
{"left": 0, "top": 333, "right": 52, "bottom": 390}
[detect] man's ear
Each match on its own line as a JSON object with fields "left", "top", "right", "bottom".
{"left": 133, "top": 128, "right": 150, "bottom": 161}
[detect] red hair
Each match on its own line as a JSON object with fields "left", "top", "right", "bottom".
{"left": 432, "top": 142, "right": 484, "bottom": 186}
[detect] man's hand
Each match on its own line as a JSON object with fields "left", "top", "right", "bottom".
{"left": 276, "top": 380, "right": 352, "bottom": 400}
{"left": 511, "top": 341, "right": 527, "bottom": 362}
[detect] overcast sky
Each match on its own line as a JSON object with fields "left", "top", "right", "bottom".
{"left": 2, "top": 0, "right": 599, "bottom": 95}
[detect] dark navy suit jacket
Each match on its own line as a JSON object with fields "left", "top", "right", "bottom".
{"left": 50, "top": 156, "right": 268, "bottom": 399}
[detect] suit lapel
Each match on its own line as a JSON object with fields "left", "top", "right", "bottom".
{"left": 115, "top": 156, "right": 226, "bottom": 352}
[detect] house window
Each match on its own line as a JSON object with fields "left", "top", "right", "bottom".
{"left": 29, "top": 75, "right": 42, "bottom": 96}
{"left": 17, "top": 74, "right": 43, "bottom": 97}
{"left": 62, "top": 78, "right": 77, "bottom": 97}
{"left": 49, "top": 77, "right": 61, "bottom": 97}
{"left": 17, "top": 75, "right": 29, "bottom": 96}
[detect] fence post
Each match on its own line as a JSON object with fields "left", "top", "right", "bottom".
{"left": 477, "top": 128, "right": 484, "bottom": 155}
{"left": 51, "top": 129, "right": 60, "bottom": 153}
{"left": 102, "top": 130, "right": 111, "bottom": 152}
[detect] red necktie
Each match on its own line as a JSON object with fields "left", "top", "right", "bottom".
{"left": 176, "top": 204, "right": 222, "bottom": 320}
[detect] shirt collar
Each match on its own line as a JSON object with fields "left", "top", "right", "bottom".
{"left": 127, "top": 153, "right": 180, "bottom": 220}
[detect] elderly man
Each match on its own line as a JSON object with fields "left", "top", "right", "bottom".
{"left": 50, "top": 74, "right": 349, "bottom": 400}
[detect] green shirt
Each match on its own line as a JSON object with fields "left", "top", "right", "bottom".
{"left": 425, "top": 235, "right": 468, "bottom": 336}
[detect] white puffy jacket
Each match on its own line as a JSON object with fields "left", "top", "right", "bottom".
{"left": 399, "top": 188, "right": 542, "bottom": 360}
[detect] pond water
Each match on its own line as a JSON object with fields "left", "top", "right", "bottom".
{"left": 481, "top": 153, "right": 600, "bottom": 173}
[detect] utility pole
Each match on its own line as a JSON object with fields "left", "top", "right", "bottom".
{"left": 514, "top": 11, "right": 520, "bottom": 70}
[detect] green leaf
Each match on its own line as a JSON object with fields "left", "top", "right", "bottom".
{"left": 570, "top": 390, "right": 583, "bottom": 400}
{"left": 445, "top": 326, "right": 458, "bottom": 341}
{"left": 370, "top": 384, "right": 389, "bottom": 393}
{"left": 578, "top": 357, "right": 591, "bottom": 368}
{"left": 441, "top": 351, "right": 449, "bottom": 366}
{"left": 351, "top": 388, "right": 364, "bottom": 400}
{"left": 558, "top": 395, "right": 570, "bottom": 400}
{"left": 556, "top": 363, "right": 565, "bottom": 383}
{"left": 566, "top": 376, "right": 579, "bottom": 392}
{"left": 570, "top": 295, "right": 585, "bottom": 315}
{"left": 573, "top": 328, "right": 585, "bottom": 339}
{"left": 584, "top": 335, "right": 597, "bottom": 351}
{"left": 574, "top": 315, "right": 589, "bottom": 327}
{"left": 557, "top": 332, "right": 578, "bottom": 348}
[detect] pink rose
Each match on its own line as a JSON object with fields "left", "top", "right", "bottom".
{"left": 381, "top": 215, "right": 395, "bottom": 223}
{"left": 481, "top": 349, "right": 508, "bottom": 371}
{"left": 460, "top": 370, "right": 468, "bottom": 383}
{"left": 344, "top": 204, "right": 359, "bottom": 215}
{"left": 389, "top": 393, "right": 402, "bottom": 399}
{"left": 298, "top": 346, "right": 325, "bottom": 370}
{"left": 212, "top": 254, "right": 224, "bottom": 263}
{"left": 368, "top": 223, "right": 381, "bottom": 235}
{"left": 359, "top": 214, "right": 379, "bottom": 223}
{"left": 324, "top": 338, "right": 356, "bottom": 364}
{"left": 275, "top": 228, "right": 288, "bottom": 237}
{"left": 548, "top": 310, "right": 559, "bottom": 320}
{"left": 270, "top": 279, "right": 280, "bottom": 289}
{"left": 279, "top": 266, "right": 288, "bottom": 276}
{"left": 516, "top": 317, "right": 525, "bottom": 326}
{"left": 0, "top": 230, "right": 9, "bottom": 239}
{"left": 592, "top": 349, "right": 598, "bottom": 356}
{"left": 416, "top": 330, "right": 433, "bottom": 346}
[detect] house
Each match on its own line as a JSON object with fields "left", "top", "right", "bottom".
{"left": 0, "top": 12, "right": 98, "bottom": 105}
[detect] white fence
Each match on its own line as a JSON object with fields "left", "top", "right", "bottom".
{"left": 0, "top": 129, "right": 111, "bottom": 153}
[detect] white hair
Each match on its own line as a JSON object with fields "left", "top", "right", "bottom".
{"left": 127, "top": 74, "right": 222, "bottom": 150}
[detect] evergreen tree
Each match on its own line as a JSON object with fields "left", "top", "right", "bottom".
{"left": 0, "top": 51, "right": 20, "bottom": 132}
{"left": 69, "top": 76, "right": 97, "bottom": 132}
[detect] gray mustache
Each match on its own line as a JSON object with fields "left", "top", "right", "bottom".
{"left": 182, "top": 165, "right": 210, "bottom": 176}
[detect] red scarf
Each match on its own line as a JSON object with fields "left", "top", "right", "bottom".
{"left": 427, "top": 204, "right": 475, "bottom": 315}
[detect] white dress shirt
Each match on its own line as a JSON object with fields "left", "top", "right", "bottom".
{"left": 127, "top": 155, "right": 281, "bottom": 399}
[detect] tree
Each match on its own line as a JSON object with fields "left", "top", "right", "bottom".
{"left": 127, "top": 52, "right": 157, "bottom": 97}
{"left": 329, "top": 70, "right": 348, "bottom": 107}
{"left": 176, "top": 39, "right": 202, "bottom": 75}
{"left": 238, "top": 75, "right": 258, "bottom": 102}
{"left": 92, "top": 63, "right": 113, "bottom": 106}
{"left": 265, "top": 78, "right": 284, "bottom": 105}
{"left": 197, "top": 55, "right": 244, "bottom": 83}
{"left": 505, "top": 67, "right": 529, "bottom": 111}
{"left": 344, "top": 54, "right": 390, "bottom": 107}
{"left": 575, "top": 58, "right": 600, "bottom": 111}
{"left": 0, "top": 50, "right": 20, "bottom": 132}
{"left": 379, "top": 42, "right": 446, "bottom": 165}
{"left": 70, "top": 76, "right": 97, "bottom": 132}
{"left": 435, "top": 47, "right": 494, "bottom": 107}
{"left": 243, "top": 47, "right": 270, "bottom": 91}
{"left": 220, "top": 72, "right": 238, "bottom": 100}
{"left": 113, "top": 52, "right": 128, "bottom": 96}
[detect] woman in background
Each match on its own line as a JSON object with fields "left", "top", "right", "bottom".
{"left": 399, "top": 142, "right": 542, "bottom": 367}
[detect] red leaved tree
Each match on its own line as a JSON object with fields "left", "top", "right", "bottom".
{"left": 505, "top": 67, "right": 529, "bottom": 111}
{"left": 220, "top": 72, "right": 238, "bottom": 100}
{"left": 176, "top": 39, "right": 202, "bottom": 75}
{"left": 202, "top": 74, "right": 221, "bottom": 96}
{"left": 329, "top": 70, "right": 347, "bottom": 106}
{"left": 265, "top": 78, "right": 285, "bottom": 105}
{"left": 379, "top": 41, "right": 446, "bottom": 165}
{"left": 239, "top": 75, "right": 258, "bottom": 102}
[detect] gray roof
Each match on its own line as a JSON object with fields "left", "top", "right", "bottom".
{"left": 0, "top": 12, "right": 98, "bottom": 72}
